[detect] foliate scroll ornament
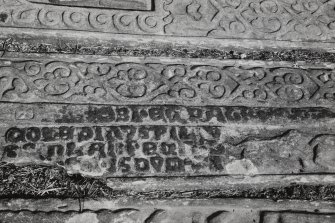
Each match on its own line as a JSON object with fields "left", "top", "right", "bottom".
{"left": 0, "top": 59, "right": 334, "bottom": 106}
{"left": 0, "top": 66, "right": 29, "bottom": 100}
{"left": 164, "top": 0, "right": 335, "bottom": 42}
{"left": 33, "top": 62, "right": 79, "bottom": 96}
{"left": 0, "top": 0, "right": 167, "bottom": 35}
{"left": 309, "top": 70, "right": 335, "bottom": 102}
{"left": 107, "top": 64, "right": 163, "bottom": 101}
{"left": 188, "top": 66, "right": 239, "bottom": 101}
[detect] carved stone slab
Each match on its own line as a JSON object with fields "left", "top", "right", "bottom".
{"left": 0, "top": 54, "right": 335, "bottom": 177}
{"left": 0, "top": 198, "right": 334, "bottom": 223}
{"left": 1, "top": 55, "right": 335, "bottom": 107}
{"left": 1, "top": 210, "right": 335, "bottom": 223}
{"left": 28, "top": 0, "right": 153, "bottom": 10}
{"left": 1, "top": 0, "right": 335, "bottom": 218}
{"left": 1, "top": 0, "right": 335, "bottom": 42}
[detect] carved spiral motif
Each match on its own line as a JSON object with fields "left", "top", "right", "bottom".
{"left": 194, "top": 69, "right": 226, "bottom": 99}
{"left": 38, "top": 9, "right": 62, "bottom": 26}
{"left": 0, "top": 60, "right": 334, "bottom": 106}
{"left": 13, "top": 9, "right": 37, "bottom": 24}
{"left": 109, "top": 65, "right": 149, "bottom": 98}
{"left": 33, "top": 62, "right": 77, "bottom": 96}
{"left": 89, "top": 12, "right": 113, "bottom": 30}
{"left": 24, "top": 62, "right": 42, "bottom": 76}
{"left": 275, "top": 73, "right": 305, "bottom": 101}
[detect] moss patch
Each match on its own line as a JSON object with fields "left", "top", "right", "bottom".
{"left": 1, "top": 164, "right": 335, "bottom": 201}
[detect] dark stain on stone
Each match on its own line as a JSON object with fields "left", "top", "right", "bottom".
{"left": 0, "top": 13, "right": 8, "bottom": 23}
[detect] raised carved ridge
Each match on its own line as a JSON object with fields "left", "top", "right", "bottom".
{"left": 0, "top": 58, "right": 334, "bottom": 107}
{"left": 0, "top": 209, "right": 334, "bottom": 223}
{"left": 28, "top": 0, "right": 153, "bottom": 11}
{"left": 0, "top": 0, "right": 167, "bottom": 35}
{"left": 1, "top": 0, "right": 335, "bottom": 42}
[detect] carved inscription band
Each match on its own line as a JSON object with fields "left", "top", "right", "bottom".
{"left": 1, "top": 103, "right": 335, "bottom": 177}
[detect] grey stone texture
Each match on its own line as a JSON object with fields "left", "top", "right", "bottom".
{"left": 1, "top": 0, "right": 335, "bottom": 42}
{"left": 0, "top": 198, "right": 334, "bottom": 223}
{"left": 1, "top": 0, "right": 335, "bottom": 222}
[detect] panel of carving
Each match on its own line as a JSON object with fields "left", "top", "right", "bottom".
{"left": 1, "top": 0, "right": 335, "bottom": 42}
{"left": 0, "top": 208, "right": 247, "bottom": 223}
{"left": 0, "top": 57, "right": 335, "bottom": 107}
{"left": 1, "top": 102, "right": 334, "bottom": 177}
{"left": 165, "top": 0, "right": 335, "bottom": 42}
{"left": 0, "top": 205, "right": 335, "bottom": 223}
{"left": 28, "top": 0, "right": 153, "bottom": 11}
{"left": 0, "top": 0, "right": 166, "bottom": 35}
{"left": 0, "top": 209, "right": 234, "bottom": 223}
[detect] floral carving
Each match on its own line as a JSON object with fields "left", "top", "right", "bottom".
{"left": 0, "top": 58, "right": 334, "bottom": 106}
{"left": 1, "top": 0, "right": 335, "bottom": 41}
{"left": 33, "top": 62, "right": 79, "bottom": 96}
{"left": 109, "top": 65, "right": 149, "bottom": 98}
{"left": 269, "top": 73, "right": 305, "bottom": 102}
{"left": 165, "top": 0, "right": 335, "bottom": 42}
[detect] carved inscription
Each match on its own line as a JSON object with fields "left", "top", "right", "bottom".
{"left": 1, "top": 103, "right": 335, "bottom": 176}
{"left": 1, "top": 103, "right": 334, "bottom": 126}
{"left": 2, "top": 123, "right": 335, "bottom": 176}
{"left": 1, "top": 0, "right": 335, "bottom": 42}
{"left": 0, "top": 59, "right": 334, "bottom": 107}
{"left": 28, "top": 0, "right": 153, "bottom": 11}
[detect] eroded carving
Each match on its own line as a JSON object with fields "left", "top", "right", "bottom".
{"left": 0, "top": 59, "right": 334, "bottom": 107}
{"left": 1, "top": 124, "right": 333, "bottom": 176}
{"left": 0, "top": 0, "right": 166, "bottom": 35}
{"left": 1, "top": 0, "right": 335, "bottom": 42}
{"left": 165, "top": 0, "right": 335, "bottom": 42}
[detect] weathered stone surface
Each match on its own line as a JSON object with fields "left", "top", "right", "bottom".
{"left": 1, "top": 54, "right": 335, "bottom": 107}
{"left": 1, "top": 210, "right": 334, "bottom": 223}
{"left": 1, "top": 100, "right": 335, "bottom": 177}
{"left": 0, "top": 53, "right": 335, "bottom": 177}
{"left": 1, "top": 0, "right": 335, "bottom": 218}
{"left": 0, "top": 198, "right": 334, "bottom": 223}
{"left": 1, "top": 0, "right": 335, "bottom": 43}
{"left": 28, "top": 0, "right": 153, "bottom": 10}
{"left": 262, "top": 212, "right": 335, "bottom": 223}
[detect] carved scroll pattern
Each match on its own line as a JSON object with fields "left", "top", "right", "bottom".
{"left": 0, "top": 60, "right": 334, "bottom": 106}
{"left": 0, "top": 0, "right": 168, "bottom": 35}
{"left": 165, "top": 0, "right": 335, "bottom": 41}
{"left": 1, "top": 0, "right": 335, "bottom": 41}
